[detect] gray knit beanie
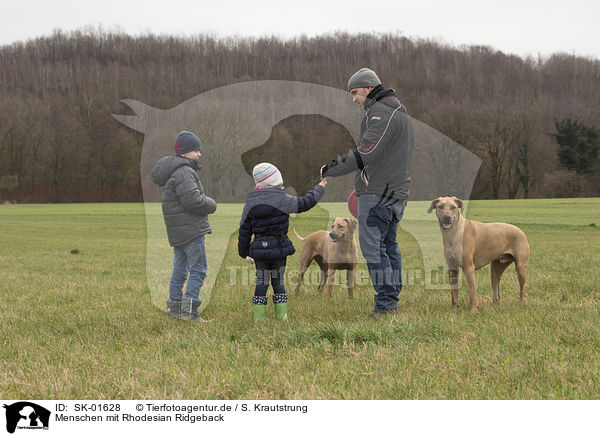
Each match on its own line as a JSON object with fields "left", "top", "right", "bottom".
{"left": 347, "top": 68, "right": 381, "bottom": 91}
{"left": 174, "top": 131, "right": 202, "bottom": 156}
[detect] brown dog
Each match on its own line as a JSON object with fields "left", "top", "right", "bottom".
{"left": 428, "top": 197, "right": 530, "bottom": 312}
{"left": 292, "top": 217, "right": 358, "bottom": 298}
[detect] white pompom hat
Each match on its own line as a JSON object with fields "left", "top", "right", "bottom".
{"left": 252, "top": 162, "right": 283, "bottom": 188}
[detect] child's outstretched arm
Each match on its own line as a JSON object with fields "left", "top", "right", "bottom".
{"left": 295, "top": 178, "right": 327, "bottom": 213}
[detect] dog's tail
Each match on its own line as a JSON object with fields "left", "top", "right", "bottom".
{"left": 290, "top": 223, "right": 305, "bottom": 241}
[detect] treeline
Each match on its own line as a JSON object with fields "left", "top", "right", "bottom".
{"left": 0, "top": 29, "right": 599, "bottom": 202}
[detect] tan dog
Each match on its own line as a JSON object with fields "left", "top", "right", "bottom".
{"left": 428, "top": 197, "right": 530, "bottom": 312}
{"left": 292, "top": 217, "right": 358, "bottom": 298}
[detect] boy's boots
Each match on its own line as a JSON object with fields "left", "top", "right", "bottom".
{"left": 253, "top": 296, "right": 267, "bottom": 322}
{"left": 273, "top": 293, "right": 288, "bottom": 321}
{"left": 166, "top": 299, "right": 182, "bottom": 318}
{"left": 181, "top": 297, "right": 203, "bottom": 321}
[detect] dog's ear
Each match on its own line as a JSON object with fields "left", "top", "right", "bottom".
{"left": 345, "top": 218, "right": 357, "bottom": 233}
{"left": 452, "top": 197, "right": 464, "bottom": 212}
{"left": 427, "top": 198, "right": 440, "bottom": 214}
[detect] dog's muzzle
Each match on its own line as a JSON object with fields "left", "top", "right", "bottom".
{"left": 440, "top": 214, "right": 453, "bottom": 230}
{"left": 329, "top": 232, "right": 345, "bottom": 242}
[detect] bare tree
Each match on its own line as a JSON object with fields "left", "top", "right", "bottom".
{"left": 479, "top": 121, "right": 508, "bottom": 199}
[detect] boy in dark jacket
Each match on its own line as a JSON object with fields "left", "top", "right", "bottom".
{"left": 238, "top": 163, "right": 327, "bottom": 321}
{"left": 151, "top": 131, "right": 217, "bottom": 321}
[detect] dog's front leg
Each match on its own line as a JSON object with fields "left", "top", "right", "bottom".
{"left": 448, "top": 269, "right": 459, "bottom": 308}
{"left": 462, "top": 263, "right": 479, "bottom": 312}
{"left": 326, "top": 269, "right": 336, "bottom": 298}
{"left": 346, "top": 269, "right": 355, "bottom": 299}
{"left": 317, "top": 267, "right": 326, "bottom": 293}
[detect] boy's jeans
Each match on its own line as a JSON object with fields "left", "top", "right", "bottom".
{"left": 169, "top": 236, "right": 207, "bottom": 307}
{"left": 357, "top": 195, "right": 406, "bottom": 313}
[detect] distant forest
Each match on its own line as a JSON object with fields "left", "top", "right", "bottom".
{"left": 0, "top": 29, "right": 599, "bottom": 202}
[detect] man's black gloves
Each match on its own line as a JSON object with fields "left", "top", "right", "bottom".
{"left": 320, "top": 160, "right": 337, "bottom": 178}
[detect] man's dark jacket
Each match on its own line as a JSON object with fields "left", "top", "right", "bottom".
{"left": 151, "top": 156, "right": 217, "bottom": 247}
{"left": 238, "top": 185, "right": 324, "bottom": 260}
{"left": 323, "top": 85, "right": 414, "bottom": 200}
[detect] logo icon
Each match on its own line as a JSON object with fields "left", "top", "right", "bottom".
{"left": 3, "top": 402, "right": 50, "bottom": 434}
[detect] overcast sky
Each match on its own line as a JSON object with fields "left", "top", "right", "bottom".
{"left": 1, "top": 0, "right": 599, "bottom": 59}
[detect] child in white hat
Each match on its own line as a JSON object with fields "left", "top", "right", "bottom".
{"left": 238, "top": 163, "right": 327, "bottom": 321}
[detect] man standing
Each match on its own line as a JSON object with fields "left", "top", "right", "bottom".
{"left": 320, "top": 68, "right": 414, "bottom": 316}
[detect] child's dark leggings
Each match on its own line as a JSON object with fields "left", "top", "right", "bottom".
{"left": 253, "top": 258, "right": 287, "bottom": 305}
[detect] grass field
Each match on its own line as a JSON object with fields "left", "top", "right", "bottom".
{"left": 0, "top": 198, "right": 599, "bottom": 399}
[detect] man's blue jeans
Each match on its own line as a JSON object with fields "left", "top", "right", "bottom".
{"left": 357, "top": 195, "right": 406, "bottom": 313}
{"left": 169, "top": 236, "right": 207, "bottom": 306}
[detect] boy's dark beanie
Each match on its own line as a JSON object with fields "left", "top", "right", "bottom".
{"left": 174, "top": 131, "right": 202, "bottom": 156}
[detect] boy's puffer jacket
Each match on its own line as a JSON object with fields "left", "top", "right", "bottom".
{"left": 151, "top": 156, "right": 217, "bottom": 247}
